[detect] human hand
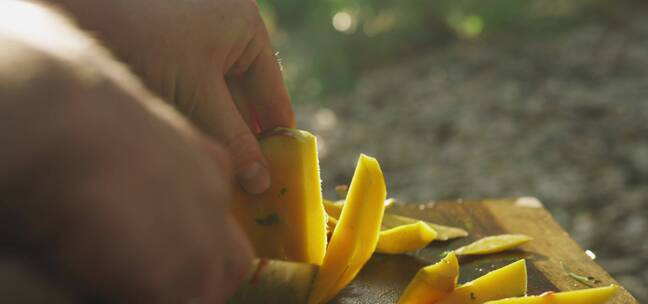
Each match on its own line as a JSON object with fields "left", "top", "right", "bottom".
{"left": 0, "top": 5, "right": 253, "bottom": 301}
{"left": 56, "top": 0, "right": 295, "bottom": 194}
{"left": 47, "top": 104, "right": 254, "bottom": 304}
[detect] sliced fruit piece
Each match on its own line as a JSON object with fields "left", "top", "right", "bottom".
{"left": 326, "top": 215, "right": 338, "bottom": 239}
{"left": 324, "top": 198, "right": 395, "bottom": 220}
{"left": 436, "top": 259, "right": 528, "bottom": 304}
{"left": 308, "top": 154, "right": 387, "bottom": 304}
{"left": 231, "top": 128, "right": 327, "bottom": 265}
{"left": 376, "top": 221, "right": 437, "bottom": 254}
{"left": 323, "top": 199, "right": 341, "bottom": 238}
{"left": 483, "top": 285, "right": 619, "bottom": 304}
{"left": 327, "top": 215, "right": 338, "bottom": 229}
{"left": 323, "top": 199, "right": 343, "bottom": 219}
{"left": 328, "top": 199, "right": 465, "bottom": 241}
{"left": 426, "top": 222, "right": 469, "bottom": 241}
{"left": 229, "top": 259, "right": 319, "bottom": 304}
{"left": 455, "top": 234, "right": 532, "bottom": 256}
{"left": 397, "top": 252, "right": 459, "bottom": 304}
{"left": 382, "top": 213, "right": 468, "bottom": 241}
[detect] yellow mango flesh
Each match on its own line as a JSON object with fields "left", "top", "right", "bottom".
{"left": 437, "top": 259, "right": 528, "bottom": 304}
{"left": 323, "top": 198, "right": 394, "bottom": 219}
{"left": 323, "top": 199, "right": 344, "bottom": 219}
{"left": 397, "top": 252, "right": 459, "bottom": 304}
{"left": 483, "top": 285, "right": 619, "bottom": 304}
{"left": 326, "top": 199, "right": 467, "bottom": 241}
{"left": 382, "top": 213, "right": 468, "bottom": 241}
{"left": 326, "top": 216, "right": 338, "bottom": 239}
{"left": 231, "top": 128, "right": 327, "bottom": 265}
{"left": 455, "top": 234, "right": 533, "bottom": 256}
{"left": 327, "top": 216, "right": 338, "bottom": 229}
{"left": 376, "top": 221, "right": 437, "bottom": 254}
{"left": 308, "top": 154, "right": 387, "bottom": 304}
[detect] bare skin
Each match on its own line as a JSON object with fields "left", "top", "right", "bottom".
{"left": 0, "top": 1, "right": 263, "bottom": 303}
{"left": 51, "top": 0, "right": 296, "bottom": 194}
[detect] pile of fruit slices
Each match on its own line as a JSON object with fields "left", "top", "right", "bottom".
{"left": 231, "top": 128, "right": 619, "bottom": 304}
{"left": 399, "top": 253, "right": 618, "bottom": 304}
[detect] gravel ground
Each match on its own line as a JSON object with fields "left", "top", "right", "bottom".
{"left": 295, "top": 10, "right": 648, "bottom": 301}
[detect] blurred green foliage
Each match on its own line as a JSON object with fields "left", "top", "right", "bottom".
{"left": 259, "top": 0, "right": 624, "bottom": 102}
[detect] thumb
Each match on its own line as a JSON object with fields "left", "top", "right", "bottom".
{"left": 190, "top": 78, "right": 270, "bottom": 194}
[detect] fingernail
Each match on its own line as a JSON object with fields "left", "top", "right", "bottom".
{"left": 237, "top": 161, "right": 271, "bottom": 194}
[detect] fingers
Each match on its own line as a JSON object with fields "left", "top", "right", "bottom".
{"left": 199, "top": 134, "right": 233, "bottom": 178}
{"left": 226, "top": 77, "right": 260, "bottom": 133}
{"left": 190, "top": 78, "right": 270, "bottom": 194}
{"left": 227, "top": 15, "right": 295, "bottom": 133}
{"left": 242, "top": 41, "right": 295, "bottom": 131}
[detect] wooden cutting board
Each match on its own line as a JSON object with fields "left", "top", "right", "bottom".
{"left": 330, "top": 198, "right": 637, "bottom": 303}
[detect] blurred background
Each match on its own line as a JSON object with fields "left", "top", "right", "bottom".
{"left": 260, "top": 0, "right": 647, "bottom": 300}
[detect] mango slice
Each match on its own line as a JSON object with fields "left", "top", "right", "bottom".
{"left": 376, "top": 221, "right": 437, "bottom": 254}
{"left": 327, "top": 199, "right": 467, "bottom": 241}
{"left": 308, "top": 154, "right": 387, "bottom": 304}
{"left": 229, "top": 259, "right": 319, "bottom": 304}
{"left": 382, "top": 213, "right": 468, "bottom": 241}
{"left": 436, "top": 259, "right": 528, "bottom": 304}
{"left": 322, "top": 199, "right": 344, "bottom": 219}
{"left": 323, "top": 198, "right": 396, "bottom": 236}
{"left": 326, "top": 215, "right": 338, "bottom": 239}
{"left": 326, "top": 216, "right": 338, "bottom": 230}
{"left": 397, "top": 252, "right": 459, "bottom": 304}
{"left": 323, "top": 198, "right": 394, "bottom": 219}
{"left": 455, "top": 234, "right": 533, "bottom": 256}
{"left": 231, "top": 128, "right": 327, "bottom": 265}
{"left": 483, "top": 285, "right": 619, "bottom": 304}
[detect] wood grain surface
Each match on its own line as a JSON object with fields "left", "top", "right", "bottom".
{"left": 330, "top": 198, "right": 637, "bottom": 303}
{"left": 0, "top": 198, "right": 637, "bottom": 303}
